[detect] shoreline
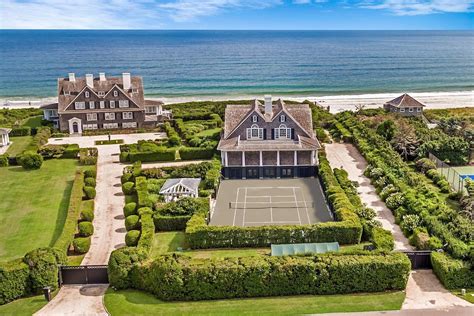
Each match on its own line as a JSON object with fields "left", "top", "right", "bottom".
{"left": 2, "top": 90, "right": 472, "bottom": 113}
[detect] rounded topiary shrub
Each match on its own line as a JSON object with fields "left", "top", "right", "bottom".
{"left": 84, "top": 177, "right": 96, "bottom": 188}
{"left": 84, "top": 168, "right": 97, "bottom": 178}
{"left": 125, "top": 230, "right": 140, "bottom": 246}
{"left": 73, "top": 237, "right": 91, "bottom": 254}
{"left": 125, "top": 215, "right": 140, "bottom": 231}
{"left": 121, "top": 173, "right": 133, "bottom": 184}
{"left": 81, "top": 208, "right": 94, "bottom": 222}
{"left": 122, "top": 182, "right": 135, "bottom": 195}
{"left": 19, "top": 151, "right": 43, "bottom": 170}
{"left": 83, "top": 186, "right": 96, "bottom": 199}
{"left": 123, "top": 202, "right": 137, "bottom": 217}
{"left": 78, "top": 221, "right": 94, "bottom": 237}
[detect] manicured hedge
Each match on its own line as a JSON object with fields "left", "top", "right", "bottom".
{"left": 9, "top": 126, "right": 31, "bottom": 136}
{"left": 136, "top": 177, "right": 151, "bottom": 207}
{"left": 431, "top": 252, "right": 474, "bottom": 289}
{"left": 125, "top": 230, "right": 141, "bottom": 246}
{"left": 109, "top": 252, "right": 410, "bottom": 301}
{"left": 83, "top": 186, "right": 96, "bottom": 199}
{"left": 80, "top": 200, "right": 95, "bottom": 222}
{"left": 125, "top": 215, "right": 140, "bottom": 231}
{"left": 128, "top": 148, "right": 176, "bottom": 163}
{"left": 154, "top": 214, "right": 191, "bottom": 231}
{"left": 18, "top": 151, "right": 43, "bottom": 170}
{"left": 179, "top": 147, "right": 215, "bottom": 160}
{"left": 78, "top": 221, "right": 94, "bottom": 237}
{"left": 0, "top": 259, "right": 30, "bottom": 305}
{"left": 137, "top": 208, "right": 154, "bottom": 253}
{"left": 73, "top": 237, "right": 91, "bottom": 254}
{"left": 0, "top": 154, "right": 8, "bottom": 167}
{"left": 371, "top": 227, "right": 394, "bottom": 251}
{"left": 123, "top": 202, "right": 137, "bottom": 217}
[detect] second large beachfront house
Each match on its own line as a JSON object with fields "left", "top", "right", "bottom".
{"left": 41, "top": 72, "right": 170, "bottom": 134}
{"left": 218, "top": 96, "right": 320, "bottom": 179}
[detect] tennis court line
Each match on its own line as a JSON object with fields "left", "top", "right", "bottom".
{"left": 270, "top": 195, "right": 274, "bottom": 223}
{"left": 242, "top": 187, "right": 247, "bottom": 226}
{"left": 292, "top": 187, "right": 302, "bottom": 225}
{"left": 232, "top": 187, "right": 240, "bottom": 227}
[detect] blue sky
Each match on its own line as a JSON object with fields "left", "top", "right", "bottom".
{"left": 1, "top": 0, "right": 473, "bottom": 30}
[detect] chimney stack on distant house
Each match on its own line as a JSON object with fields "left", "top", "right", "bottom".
{"left": 122, "top": 73, "right": 131, "bottom": 90}
{"left": 264, "top": 95, "right": 272, "bottom": 116}
{"left": 99, "top": 72, "right": 106, "bottom": 81}
{"left": 68, "top": 73, "right": 75, "bottom": 82}
{"left": 85, "top": 74, "right": 94, "bottom": 88}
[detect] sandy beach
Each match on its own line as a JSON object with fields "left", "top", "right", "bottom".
{"left": 2, "top": 90, "right": 472, "bottom": 113}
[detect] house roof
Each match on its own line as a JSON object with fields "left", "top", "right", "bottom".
{"left": 57, "top": 74, "right": 145, "bottom": 112}
{"left": 385, "top": 93, "right": 426, "bottom": 108}
{"left": 40, "top": 103, "right": 58, "bottom": 110}
{"left": 223, "top": 99, "right": 314, "bottom": 139}
{"left": 217, "top": 136, "right": 320, "bottom": 151}
{"left": 144, "top": 99, "right": 164, "bottom": 106}
{"left": 159, "top": 178, "right": 201, "bottom": 195}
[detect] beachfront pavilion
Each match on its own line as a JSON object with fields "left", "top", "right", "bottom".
{"left": 159, "top": 178, "right": 201, "bottom": 203}
{"left": 0, "top": 128, "right": 11, "bottom": 147}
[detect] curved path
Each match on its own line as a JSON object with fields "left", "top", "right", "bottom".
{"left": 324, "top": 142, "right": 472, "bottom": 310}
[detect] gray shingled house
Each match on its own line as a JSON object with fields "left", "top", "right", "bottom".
{"left": 383, "top": 93, "right": 426, "bottom": 116}
{"left": 218, "top": 96, "right": 321, "bottom": 179}
{"left": 40, "top": 73, "right": 170, "bottom": 134}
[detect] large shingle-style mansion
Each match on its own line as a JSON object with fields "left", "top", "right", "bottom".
{"left": 41, "top": 73, "right": 170, "bottom": 134}
{"left": 218, "top": 96, "right": 320, "bottom": 179}
{"left": 383, "top": 93, "right": 426, "bottom": 116}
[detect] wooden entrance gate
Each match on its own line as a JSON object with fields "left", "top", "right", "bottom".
{"left": 403, "top": 251, "right": 432, "bottom": 269}
{"left": 59, "top": 265, "right": 109, "bottom": 285}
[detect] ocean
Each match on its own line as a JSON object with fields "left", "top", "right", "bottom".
{"left": 0, "top": 30, "right": 473, "bottom": 99}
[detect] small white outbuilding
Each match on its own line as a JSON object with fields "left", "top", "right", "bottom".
{"left": 0, "top": 128, "right": 11, "bottom": 147}
{"left": 159, "top": 178, "right": 201, "bottom": 203}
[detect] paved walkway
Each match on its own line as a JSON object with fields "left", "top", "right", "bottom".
{"left": 324, "top": 142, "right": 472, "bottom": 310}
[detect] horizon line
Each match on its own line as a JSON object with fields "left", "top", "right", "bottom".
{"left": 1, "top": 29, "right": 473, "bottom": 31}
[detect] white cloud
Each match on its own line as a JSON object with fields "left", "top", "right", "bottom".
{"left": 361, "top": 0, "right": 474, "bottom": 15}
{"left": 159, "top": 0, "right": 282, "bottom": 22}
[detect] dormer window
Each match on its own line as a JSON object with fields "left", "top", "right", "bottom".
{"left": 246, "top": 124, "right": 263, "bottom": 140}
{"left": 252, "top": 115, "right": 258, "bottom": 123}
{"left": 113, "top": 91, "right": 118, "bottom": 97}
{"left": 274, "top": 124, "right": 291, "bottom": 139}
{"left": 98, "top": 91, "right": 105, "bottom": 97}
{"left": 64, "top": 91, "right": 70, "bottom": 96}
{"left": 85, "top": 91, "right": 90, "bottom": 98}
{"left": 280, "top": 115, "right": 286, "bottom": 122}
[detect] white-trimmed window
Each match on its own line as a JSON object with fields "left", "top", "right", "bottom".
{"left": 145, "top": 106, "right": 156, "bottom": 114}
{"left": 89, "top": 101, "right": 95, "bottom": 109}
{"left": 105, "top": 112, "right": 115, "bottom": 120}
{"left": 123, "top": 122, "right": 137, "bottom": 129}
{"left": 400, "top": 108, "right": 405, "bottom": 113}
{"left": 64, "top": 91, "right": 70, "bottom": 96}
{"left": 83, "top": 124, "right": 98, "bottom": 130}
{"left": 74, "top": 102, "right": 85, "bottom": 110}
{"left": 85, "top": 91, "right": 90, "bottom": 98}
{"left": 246, "top": 124, "right": 263, "bottom": 140}
{"left": 122, "top": 112, "right": 133, "bottom": 120}
{"left": 103, "top": 123, "right": 119, "bottom": 129}
{"left": 417, "top": 107, "right": 422, "bottom": 112}
{"left": 274, "top": 124, "right": 291, "bottom": 139}
{"left": 119, "top": 100, "right": 129, "bottom": 108}
{"left": 252, "top": 115, "right": 258, "bottom": 123}
{"left": 280, "top": 115, "right": 286, "bottom": 122}
{"left": 86, "top": 113, "right": 97, "bottom": 121}
{"left": 98, "top": 91, "right": 105, "bottom": 97}
{"left": 100, "top": 101, "right": 105, "bottom": 109}
{"left": 409, "top": 107, "right": 414, "bottom": 112}
{"left": 113, "top": 90, "right": 118, "bottom": 97}
{"left": 110, "top": 101, "right": 115, "bottom": 108}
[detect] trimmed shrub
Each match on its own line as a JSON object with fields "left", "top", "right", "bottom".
{"left": 125, "top": 215, "right": 140, "bottom": 231}
{"left": 125, "top": 230, "right": 140, "bottom": 246}
{"left": 62, "top": 144, "right": 80, "bottom": 158}
{"left": 137, "top": 210, "right": 154, "bottom": 253}
{"left": 110, "top": 252, "right": 411, "bottom": 300}
{"left": 9, "top": 126, "right": 31, "bottom": 136}
{"left": 0, "top": 259, "right": 30, "bottom": 304}
{"left": 23, "top": 247, "right": 66, "bottom": 293}
{"left": 415, "top": 158, "right": 436, "bottom": 173}
{"left": 431, "top": 252, "right": 473, "bottom": 289}
{"left": 123, "top": 202, "right": 137, "bottom": 217}
{"left": 371, "top": 227, "right": 395, "bottom": 251}
{"left": 80, "top": 200, "right": 95, "bottom": 222}
{"left": 179, "top": 147, "right": 215, "bottom": 160}
{"left": 136, "top": 177, "right": 151, "bottom": 207}
{"left": 18, "top": 151, "right": 43, "bottom": 170}
{"left": 83, "top": 186, "right": 96, "bottom": 200}
{"left": 122, "top": 182, "right": 135, "bottom": 195}
{"left": 78, "top": 221, "right": 94, "bottom": 237}
{"left": 412, "top": 228, "right": 430, "bottom": 250}
{"left": 400, "top": 214, "right": 421, "bottom": 235}
{"left": 84, "top": 177, "right": 96, "bottom": 188}
{"left": 128, "top": 148, "right": 176, "bottom": 163}
{"left": 0, "top": 154, "right": 8, "bottom": 167}
{"left": 73, "top": 237, "right": 91, "bottom": 254}
{"left": 121, "top": 172, "right": 133, "bottom": 184}
{"left": 107, "top": 247, "right": 148, "bottom": 289}
{"left": 84, "top": 168, "right": 97, "bottom": 178}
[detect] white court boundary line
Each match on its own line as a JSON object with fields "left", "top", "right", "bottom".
{"left": 242, "top": 187, "right": 248, "bottom": 226}
{"left": 232, "top": 187, "right": 240, "bottom": 226}
{"left": 292, "top": 187, "right": 302, "bottom": 225}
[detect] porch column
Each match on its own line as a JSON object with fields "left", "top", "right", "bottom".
{"left": 242, "top": 151, "right": 246, "bottom": 167}
{"left": 311, "top": 150, "right": 316, "bottom": 165}
{"left": 294, "top": 151, "right": 297, "bottom": 166}
{"left": 224, "top": 151, "right": 228, "bottom": 167}
{"left": 259, "top": 151, "right": 263, "bottom": 166}
{"left": 277, "top": 151, "right": 280, "bottom": 166}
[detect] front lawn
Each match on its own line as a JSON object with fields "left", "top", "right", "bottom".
{"left": 0, "top": 293, "right": 50, "bottom": 316}
{"left": 104, "top": 289, "right": 405, "bottom": 316}
{"left": 5, "top": 136, "right": 33, "bottom": 156}
{"left": 0, "top": 159, "right": 80, "bottom": 261}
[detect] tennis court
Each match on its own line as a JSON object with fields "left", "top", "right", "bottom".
{"left": 210, "top": 178, "right": 333, "bottom": 227}
{"left": 454, "top": 166, "right": 474, "bottom": 181}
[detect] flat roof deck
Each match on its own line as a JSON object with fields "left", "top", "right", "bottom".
{"left": 210, "top": 178, "right": 333, "bottom": 227}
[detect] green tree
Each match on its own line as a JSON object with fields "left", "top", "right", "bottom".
{"left": 376, "top": 120, "right": 396, "bottom": 141}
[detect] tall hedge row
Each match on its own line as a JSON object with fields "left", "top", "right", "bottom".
{"left": 109, "top": 252, "right": 410, "bottom": 301}
{"left": 179, "top": 147, "right": 215, "bottom": 160}
{"left": 431, "top": 252, "right": 474, "bottom": 289}
{"left": 128, "top": 149, "right": 176, "bottom": 163}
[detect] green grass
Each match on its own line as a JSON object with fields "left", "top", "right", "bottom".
{"left": 21, "top": 116, "right": 43, "bottom": 128}
{"left": 150, "top": 232, "right": 369, "bottom": 259}
{"left": 0, "top": 291, "right": 56, "bottom": 316}
{"left": 451, "top": 289, "right": 474, "bottom": 304}
{"left": 5, "top": 136, "right": 33, "bottom": 156}
{"left": 104, "top": 288, "right": 405, "bottom": 316}
{"left": 0, "top": 159, "right": 80, "bottom": 261}
{"left": 195, "top": 127, "right": 222, "bottom": 137}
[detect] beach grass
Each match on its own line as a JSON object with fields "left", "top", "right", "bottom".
{"left": 0, "top": 159, "right": 79, "bottom": 261}
{"left": 104, "top": 288, "right": 405, "bottom": 316}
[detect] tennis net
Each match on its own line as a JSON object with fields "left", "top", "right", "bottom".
{"left": 229, "top": 201, "right": 314, "bottom": 209}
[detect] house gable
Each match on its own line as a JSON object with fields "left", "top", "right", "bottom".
{"left": 63, "top": 86, "right": 100, "bottom": 111}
